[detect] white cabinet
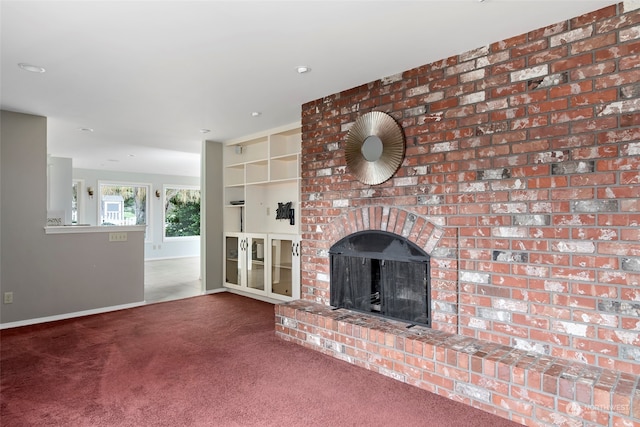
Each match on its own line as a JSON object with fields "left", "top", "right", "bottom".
{"left": 224, "top": 233, "right": 267, "bottom": 293}
{"left": 268, "top": 234, "right": 300, "bottom": 300}
{"left": 224, "top": 233, "right": 299, "bottom": 301}
{"left": 222, "top": 124, "right": 301, "bottom": 302}
{"left": 224, "top": 233, "right": 242, "bottom": 286}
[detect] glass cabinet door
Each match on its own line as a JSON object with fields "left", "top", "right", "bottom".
{"left": 225, "top": 235, "right": 242, "bottom": 286}
{"left": 269, "top": 236, "right": 299, "bottom": 298}
{"left": 225, "top": 233, "right": 299, "bottom": 300}
{"left": 246, "top": 235, "right": 265, "bottom": 291}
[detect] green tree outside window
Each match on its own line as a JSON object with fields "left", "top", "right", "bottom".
{"left": 164, "top": 187, "right": 201, "bottom": 238}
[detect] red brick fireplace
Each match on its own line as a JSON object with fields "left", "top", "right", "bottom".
{"left": 276, "top": 3, "right": 639, "bottom": 425}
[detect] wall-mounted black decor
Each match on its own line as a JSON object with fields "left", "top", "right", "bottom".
{"left": 276, "top": 202, "right": 295, "bottom": 225}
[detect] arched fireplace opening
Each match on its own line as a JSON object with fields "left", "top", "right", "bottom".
{"left": 329, "top": 230, "right": 431, "bottom": 327}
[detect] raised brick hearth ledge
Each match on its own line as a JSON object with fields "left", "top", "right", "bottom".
{"left": 275, "top": 300, "right": 639, "bottom": 426}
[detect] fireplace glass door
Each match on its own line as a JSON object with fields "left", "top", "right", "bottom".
{"left": 329, "top": 231, "right": 430, "bottom": 327}
{"left": 330, "top": 256, "right": 373, "bottom": 312}
{"left": 381, "top": 259, "right": 429, "bottom": 325}
{"left": 330, "top": 255, "right": 429, "bottom": 325}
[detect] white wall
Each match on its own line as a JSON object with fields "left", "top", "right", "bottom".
{"left": 73, "top": 168, "right": 201, "bottom": 260}
{"left": 47, "top": 156, "right": 73, "bottom": 224}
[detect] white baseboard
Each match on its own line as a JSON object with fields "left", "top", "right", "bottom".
{"left": 0, "top": 301, "right": 146, "bottom": 330}
{"left": 144, "top": 255, "right": 200, "bottom": 261}
{"left": 1, "top": 289, "right": 267, "bottom": 329}
{"left": 223, "top": 288, "right": 279, "bottom": 304}
{"left": 205, "top": 288, "right": 227, "bottom": 295}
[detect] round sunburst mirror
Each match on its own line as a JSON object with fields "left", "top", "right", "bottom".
{"left": 344, "top": 111, "right": 405, "bottom": 185}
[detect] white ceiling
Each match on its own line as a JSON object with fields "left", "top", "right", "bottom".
{"left": 1, "top": 0, "right": 615, "bottom": 177}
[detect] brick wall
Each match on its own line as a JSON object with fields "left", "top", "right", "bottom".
{"left": 298, "top": 1, "right": 640, "bottom": 380}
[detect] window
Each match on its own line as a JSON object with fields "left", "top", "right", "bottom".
{"left": 99, "top": 182, "right": 149, "bottom": 227}
{"left": 164, "top": 186, "right": 201, "bottom": 239}
{"left": 71, "top": 179, "right": 83, "bottom": 224}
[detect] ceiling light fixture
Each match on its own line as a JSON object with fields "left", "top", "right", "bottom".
{"left": 18, "top": 63, "right": 46, "bottom": 73}
{"left": 78, "top": 127, "right": 94, "bottom": 132}
{"left": 200, "top": 129, "right": 211, "bottom": 134}
{"left": 251, "top": 112, "right": 261, "bottom": 117}
{"left": 296, "top": 66, "right": 311, "bottom": 74}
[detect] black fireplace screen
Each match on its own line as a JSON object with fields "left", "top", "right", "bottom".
{"left": 329, "top": 231, "right": 430, "bottom": 327}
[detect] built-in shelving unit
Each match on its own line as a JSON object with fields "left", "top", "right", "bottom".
{"left": 222, "top": 123, "right": 301, "bottom": 302}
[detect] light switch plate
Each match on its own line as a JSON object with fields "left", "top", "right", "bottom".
{"left": 4, "top": 292, "right": 13, "bottom": 304}
{"left": 109, "top": 232, "right": 128, "bottom": 242}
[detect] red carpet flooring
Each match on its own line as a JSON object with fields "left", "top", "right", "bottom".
{"left": 1, "top": 293, "right": 523, "bottom": 426}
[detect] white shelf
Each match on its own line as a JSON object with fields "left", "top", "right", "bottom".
{"left": 224, "top": 186, "right": 245, "bottom": 206}
{"left": 271, "top": 153, "right": 298, "bottom": 161}
{"left": 241, "top": 137, "right": 269, "bottom": 163}
{"left": 224, "top": 136, "right": 268, "bottom": 166}
{"left": 270, "top": 129, "right": 301, "bottom": 158}
{"left": 225, "top": 164, "right": 245, "bottom": 186}
{"left": 223, "top": 123, "right": 301, "bottom": 235}
{"left": 273, "top": 264, "right": 293, "bottom": 270}
{"left": 270, "top": 154, "right": 299, "bottom": 181}
{"left": 246, "top": 160, "right": 268, "bottom": 184}
{"left": 223, "top": 124, "right": 301, "bottom": 300}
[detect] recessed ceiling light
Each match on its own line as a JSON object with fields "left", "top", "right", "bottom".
{"left": 78, "top": 127, "right": 94, "bottom": 132}
{"left": 128, "top": 154, "right": 135, "bottom": 157}
{"left": 296, "top": 66, "right": 311, "bottom": 74}
{"left": 200, "top": 129, "right": 211, "bottom": 134}
{"left": 18, "top": 63, "right": 46, "bottom": 73}
{"left": 251, "top": 112, "right": 261, "bottom": 117}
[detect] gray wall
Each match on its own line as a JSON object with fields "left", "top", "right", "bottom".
{"left": 203, "top": 140, "right": 223, "bottom": 291}
{"left": 1, "top": 111, "right": 144, "bottom": 324}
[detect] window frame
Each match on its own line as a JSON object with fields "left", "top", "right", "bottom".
{"left": 72, "top": 179, "right": 85, "bottom": 225}
{"left": 162, "top": 184, "right": 201, "bottom": 242}
{"left": 97, "top": 180, "right": 151, "bottom": 241}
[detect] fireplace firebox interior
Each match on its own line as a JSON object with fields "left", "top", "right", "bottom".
{"left": 329, "top": 231, "right": 430, "bottom": 327}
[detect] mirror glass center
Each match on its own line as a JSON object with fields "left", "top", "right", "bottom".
{"left": 361, "top": 135, "right": 383, "bottom": 162}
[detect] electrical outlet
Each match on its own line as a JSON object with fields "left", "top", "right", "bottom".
{"left": 266, "top": 207, "right": 270, "bottom": 216}
{"left": 4, "top": 292, "right": 13, "bottom": 304}
{"left": 109, "top": 232, "right": 128, "bottom": 242}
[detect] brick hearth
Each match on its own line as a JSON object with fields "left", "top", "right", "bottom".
{"left": 276, "top": 301, "right": 639, "bottom": 425}
{"left": 276, "top": 2, "right": 640, "bottom": 426}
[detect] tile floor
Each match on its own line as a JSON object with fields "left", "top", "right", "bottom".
{"left": 144, "top": 256, "right": 202, "bottom": 304}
